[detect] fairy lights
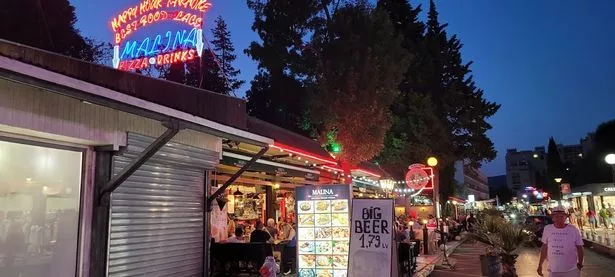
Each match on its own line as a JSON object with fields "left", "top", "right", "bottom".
{"left": 109, "top": 0, "right": 211, "bottom": 70}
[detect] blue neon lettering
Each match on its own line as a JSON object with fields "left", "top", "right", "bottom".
{"left": 120, "top": 28, "right": 199, "bottom": 59}
{"left": 162, "top": 31, "right": 172, "bottom": 52}
{"left": 183, "top": 28, "right": 197, "bottom": 48}
{"left": 172, "top": 30, "right": 185, "bottom": 50}
{"left": 120, "top": 41, "right": 138, "bottom": 60}
{"left": 135, "top": 37, "right": 150, "bottom": 58}
{"left": 150, "top": 35, "right": 162, "bottom": 55}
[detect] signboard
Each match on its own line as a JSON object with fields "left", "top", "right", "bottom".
{"left": 221, "top": 154, "right": 319, "bottom": 181}
{"left": 296, "top": 185, "right": 351, "bottom": 277}
{"left": 561, "top": 183, "right": 571, "bottom": 194}
{"left": 109, "top": 0, "right": 212, "bottom": 70}
{"left": 348, "top": 199, "right": 394, "bottom": 277}
{"left": 405, "top": 163, "right": 433, "bottom": 190}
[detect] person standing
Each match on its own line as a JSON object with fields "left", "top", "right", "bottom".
{"left": 607, "top": 204, "right": 615, "bottom": 229}
{"left": 586, "top": 209, "right": 597, "bottom": 234}
{"left": 537, "top": 206, "right": 584, "bottom": 277}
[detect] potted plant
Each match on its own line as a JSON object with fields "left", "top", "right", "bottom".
{"left": 471, "top": 215, "right": 504, "bottom": 277}
{"left": 471, "top": 215, "right": 533, "bottom": 277}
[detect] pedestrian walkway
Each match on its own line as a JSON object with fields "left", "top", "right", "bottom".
{"left": 429, "top": 240, "right": 615, "bottom": 277}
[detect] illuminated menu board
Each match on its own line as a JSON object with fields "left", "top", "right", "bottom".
{"left": 296, "top": 185, "right": 350, "bottom": 277}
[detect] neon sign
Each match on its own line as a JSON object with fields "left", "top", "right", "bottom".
{"left": 110, "top": 0, "right": 211, "bottom": 70}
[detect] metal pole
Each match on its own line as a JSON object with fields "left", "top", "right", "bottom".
{"left": 204, "top": 171, "right": 211, "bottom": 277}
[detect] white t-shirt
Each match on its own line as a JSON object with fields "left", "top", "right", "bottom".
{"left": 541, "top": 224, "right": 583, "bottom": 273}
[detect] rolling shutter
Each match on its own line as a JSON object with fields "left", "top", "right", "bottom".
{"left": 107, "top": 133, "right": 218, "bottom": 277}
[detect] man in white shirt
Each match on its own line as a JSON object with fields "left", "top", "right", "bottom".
{"left": 537, "top": 206, "right": 584, "bottom": 277}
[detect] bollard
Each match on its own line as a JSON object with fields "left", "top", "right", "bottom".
{"left": 606, "top": 236, "right": 612, "bottom": 246}
{"left": 598, "top": 235, "right": 604, "bottom": 244}
{"left": 423, "top": 224, "right": 429, "bottom": 255}
{"left": 591, "top": 233, "right": 596, "bottom": 241}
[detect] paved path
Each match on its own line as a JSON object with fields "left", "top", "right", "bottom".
{"left": 430, "top": 241, "right": 615, "bottom": 277}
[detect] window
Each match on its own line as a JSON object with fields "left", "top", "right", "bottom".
{"left": 0, "top": 139, "right": 83, "bottom": 277}
{"left": 512, "top": 172, "right": 521, "bottom": 184}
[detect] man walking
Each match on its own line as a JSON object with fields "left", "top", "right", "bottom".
{"left": 537, "top": 206, "right": 584, "bottom": 277}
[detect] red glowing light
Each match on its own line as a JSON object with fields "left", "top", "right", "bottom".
{"left": 270, "top": 143, "right": 338, "bottom": 166}
{"left": 111, "top": 0, "right": 211, "bottom": 44}
{"left": 352, "top": 169, "right": 381, "bottom": 178}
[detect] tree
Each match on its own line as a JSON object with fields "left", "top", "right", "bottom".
{"left": 203, "top": 16, "right": 244, "bottom": 94}
{"left": 245, "top": 0, "right": 320, "bottom": 133}
{"left": 573, "top": 119, "right": 615, "bottom": 186}
{"left": 0, "top": 0, "right": 110, "bottom": 63}
{"left": 162, "top": 16, "right": 243, "bottom": 95}
{"left": 376, "top": 0, "right": 499, "bottom": 207}
{"left": 546, "top": 137, "right": 565, "bottom": 199}
{"left": 307, "top": 3, "right": 409, "bottom": 170}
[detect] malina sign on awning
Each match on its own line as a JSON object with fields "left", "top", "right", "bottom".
{"left": 109, "top": 0, "right": 212, "bottom": 70}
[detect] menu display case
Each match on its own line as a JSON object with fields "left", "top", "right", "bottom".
{"left": 296, "top": 185, "right": 350, "bottom": 277}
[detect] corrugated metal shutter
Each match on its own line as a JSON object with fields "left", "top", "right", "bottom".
{"left": 107, "top": 133, "right": 218, "bottom": 277}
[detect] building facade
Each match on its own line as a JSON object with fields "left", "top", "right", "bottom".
{"left": 505, "top": 147, "right": 547, "bottom": 195}
{"left": 454, "top": 161, "right": 489, "bottom": 200}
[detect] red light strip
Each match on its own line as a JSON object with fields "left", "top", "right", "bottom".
{"left": 322, "top": 165, "right": 343, "bottom": 172}
{"left": 269, "top": 143, "right": 338, "bottom": 165}
{"left": 352, "top": 169, "right": 381, "bottom": 178}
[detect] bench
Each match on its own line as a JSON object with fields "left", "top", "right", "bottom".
{"left": 210, "top": 242, "right": 274, "bottom": 276}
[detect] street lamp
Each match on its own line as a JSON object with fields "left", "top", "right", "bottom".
{"left": 427, "top": 157, "right": 438, "bottom": 167}
{"left": 554, "top": 177, "right": 562, "bottom": 183}
{"left": 379, "top": 179, "right": 395, "bottom": 198}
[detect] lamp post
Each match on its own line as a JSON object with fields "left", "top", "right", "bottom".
{"left": 605, "top": 154, "right": 615, "bottom": 187}
{"left": 379, "top": 179, "right": 395, "bottom": 198}
{"left": 427, "top": 157, "right": 439, "bottom": 219}
{"left": 554, "top": 177, "right": 562, "bottom": 202}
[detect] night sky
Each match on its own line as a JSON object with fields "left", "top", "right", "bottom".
{"left": 71, "top": 0, "right": 615, "bottom": 176}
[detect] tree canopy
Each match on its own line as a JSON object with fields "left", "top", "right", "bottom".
{"left": 1, "top": 0, "right": 109, "bottom": 63}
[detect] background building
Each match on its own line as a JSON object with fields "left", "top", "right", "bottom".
{"left": 505, "top": 147, "right": 547, "bottom": 195}
{"left": 506, "top": 138, "right": 588, "bottom": 195}
{"left": 454, "top": 161, "right": 490, "bottom": 200}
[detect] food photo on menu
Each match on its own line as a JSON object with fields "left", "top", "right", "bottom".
{"left": 299, "top": 214, "right": 315, "bottom": 226}
{"left": 315, "top": 241, "right": 332, "bottom": 254}
{"left": 333, "top": 270, "right": 347, "bottom": 277}
{"left": 332, "top": 241, "right": 349, "bottom": 253}
{"left": 331, "top": 213, "right": 348, "bottom": 226}
{"left": 298, "top": 201, "right": 314, "bottom": 213}
{"left": 299, "top": 241, "right": 315, "bottom": 253}
{"left": 299, "top": 268, "right": 316, "bottom": 277}
{"left": 299, "top": 254, "right": 316, "bottom": 268}
{"left": 315, "top": 227, "right": 332, "bottom": 240}
{"left": 316, "top": 255, "right": 333, "bottom": 268}
{"left": 331, "top": 200, "right": 348, "bottom": 212}
{"left": 332, "top": 255, "right": 348, "bottom": 268}
{"left": 315, "top": 214, "right": 331, "bottom": 226}
{"left": 316, "top": 269, "right": 333, "bottom": 277}
{"left": 315, "top": 200, "right": 331, "bottom": 213}
{"left": 331, "top": 227, "right": 349, "bottom": 240}
{"left": 299, "top": 228, "right": 315, "bottom": 240}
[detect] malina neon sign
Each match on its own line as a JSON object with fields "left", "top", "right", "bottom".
{"left": 110, "top": 0, "right": 212, "bottom": 70}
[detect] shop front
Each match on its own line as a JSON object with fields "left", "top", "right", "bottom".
{"left": 0, "top": 137, "right": 85, "bottom": 277}
{"left": 0, "top": 40, "right": 273, "bottom": 277}
{"left": 569, "top": 183, "right": 615, "bottom": 213}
